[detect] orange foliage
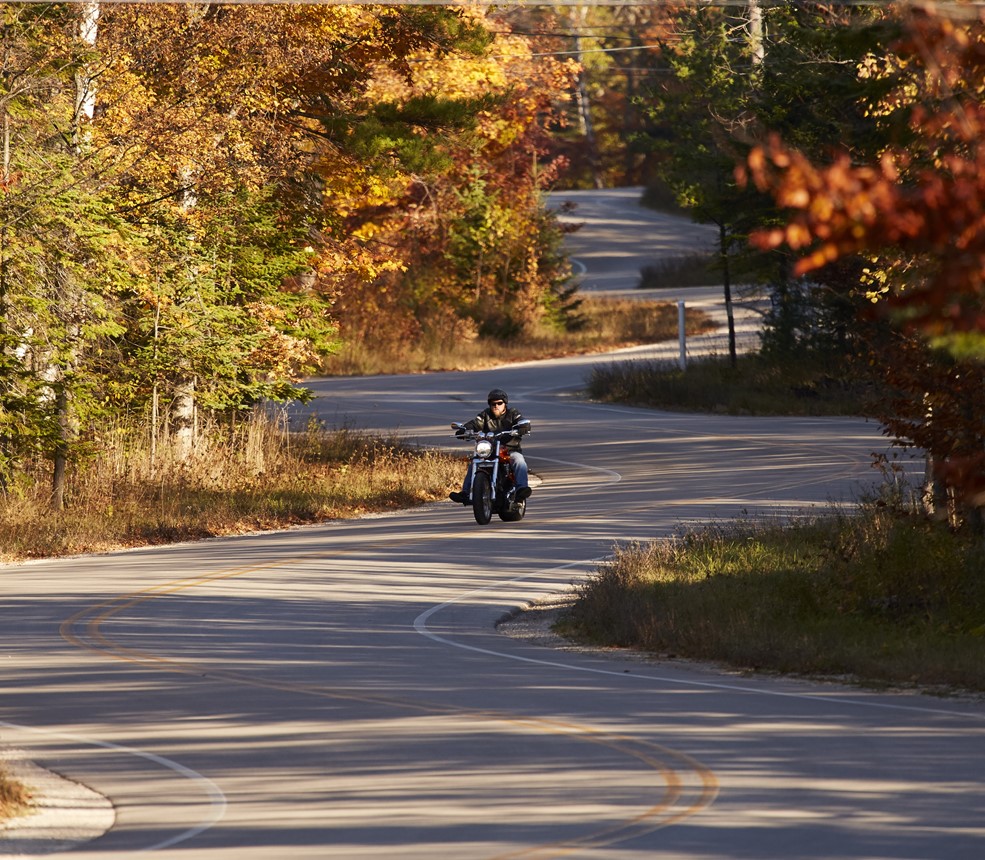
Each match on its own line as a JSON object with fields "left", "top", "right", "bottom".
{"left": 740, "top": 8, "right": 985, "bottom": 517}
{"left": 743, "top": 8, "right": 985, "bottom": 340}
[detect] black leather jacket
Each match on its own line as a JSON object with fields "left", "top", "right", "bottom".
{"left": 460, "top": 406, "right": 530, "bottom": 453}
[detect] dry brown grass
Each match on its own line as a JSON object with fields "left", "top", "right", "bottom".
{"left": 0, "top": 766, "right": 31, "bottom": 821}
{"left": 322, "top": 296, "right": 715, "bottom": 375}
{"left": 0, "top": 417, "right": 463, "bottom": 563}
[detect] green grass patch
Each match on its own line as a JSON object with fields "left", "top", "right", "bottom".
{"left": 560, "top": 504, "right": 985, "bottom": 693}
{"left": 587, "top": 353, "right": 875, "bottom": 416}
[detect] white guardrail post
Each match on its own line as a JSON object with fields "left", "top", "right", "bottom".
{"left": 677, "top": 300, "right": 687, "bottom": 370}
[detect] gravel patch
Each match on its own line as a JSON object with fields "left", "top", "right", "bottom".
{"left": 497, "top": 591, "right": 659, "bottom": 667}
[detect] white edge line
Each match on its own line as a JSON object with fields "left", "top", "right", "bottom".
{"left": 0, "top": 720, "right": 227, "bottom": 852}
{"left": 413, "top": 565, "right": 985, "bottom": 723}
{"left": 426, "top": 419, "right": 976, "bottom": 720}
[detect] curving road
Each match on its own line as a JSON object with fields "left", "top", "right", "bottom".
{"left": 2, "top": 189, "right": 983, "bottom": 859}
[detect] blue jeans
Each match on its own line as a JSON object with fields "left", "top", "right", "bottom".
{"left": 462, "top": 452, "right": 528, "bottom": 494}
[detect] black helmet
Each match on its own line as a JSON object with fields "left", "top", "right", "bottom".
{"left": 487, "top": 388, "right": 508, "bottom": 405}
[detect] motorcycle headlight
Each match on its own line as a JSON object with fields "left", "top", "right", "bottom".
{"left": 475, "top": 439, "right": 493, "bottom": 458}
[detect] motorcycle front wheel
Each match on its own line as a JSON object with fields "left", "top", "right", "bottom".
{"left": 472, "top": 472, "right": 493, "bottom": 525}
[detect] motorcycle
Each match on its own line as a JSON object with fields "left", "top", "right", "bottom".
{"left": 451, "top": 420, "right": 531, "bottom": 525}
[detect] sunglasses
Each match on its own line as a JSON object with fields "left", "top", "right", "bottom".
{"left": 488, "top": 400, "right": 505, "bottom": 406}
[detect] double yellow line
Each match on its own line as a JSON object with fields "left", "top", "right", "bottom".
{"left": 60, "top": 549, "right": 718, "bottom": 858}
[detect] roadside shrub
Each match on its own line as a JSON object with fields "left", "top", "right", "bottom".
{"left": 587, "top": 353, "right": 873, "bottom": 416}
{"left": 637, "top": 254, "right": 720, "bottom": 289}
{"left": 562, "top": 505, "right": 985, "bottom": 692}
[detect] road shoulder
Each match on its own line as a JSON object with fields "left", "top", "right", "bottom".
{"left": 0, "top": 748, "right": 113, "bottom": 857}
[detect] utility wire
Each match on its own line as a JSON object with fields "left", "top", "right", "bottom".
{"left": 521, "top": 43, "right": 660, "bottom": 58}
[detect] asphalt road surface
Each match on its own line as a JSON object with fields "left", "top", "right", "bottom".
{"left": 1, "top": 189, "right": 982, "bottom": 859}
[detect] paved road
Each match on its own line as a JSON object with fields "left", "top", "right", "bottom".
{"left": 550, "top": 187, "right": 765, "bottom": 362}
{"left": 1, "top": 190, "right": 983, "bottom": 859}
{"left": 550, "top": 186, "right": 718, "bottom": 291}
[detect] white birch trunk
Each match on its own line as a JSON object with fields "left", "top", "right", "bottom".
{"left": 172, "top": 376, "right": 197, "bottom": 463}
{"left": 748, "top": 0, "right": 765, "bottom": 67}
{"left": 51, "top": 2, "right": 100, "bottom": 508}
{"left": 73, "top": 2, "right": 100, "bottom": 152}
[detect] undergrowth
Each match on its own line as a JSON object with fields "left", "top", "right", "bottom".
{"left": 587, "top": 353, "right": 877, "bottom": 416}
{"left": 0, "top": 766, "right": 31, "bottom": 821}
{"left": 637, "top": 254, "right": 721, "bottom": 289}
{"left": 561, "top": 502, "right": 985, "bottom": 693}
{"left": 0, "top": 417, "right": 462, "bottom": 563}
{"left": 322, "top": 296, "right": 715, "bottom": 375}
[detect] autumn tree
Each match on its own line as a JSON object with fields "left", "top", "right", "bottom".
{"left": 637, "top": 3, "right": 905, "bottom": 370}
{"left": 3, "top": 4, "right": 410, "bottom": 487}
{"left": 91, "top": 4, "right": 356, "bottom": 455}
{"left": 313, "top": 7, "right": 578, "bottom": 359}
{"left": 86, "top": 4, "right": 499, "bottom": 448}
{"left": 639, "top": 4, "right": 775, "bottom": 366}
{"left": 0, "top": 3, "right": 577, "bottom": 503}
{"left": 0, "top": 4, "right": 139, "bottom": 503}
{"left": 744, "top": 6, "right": 985, "bottom": 520}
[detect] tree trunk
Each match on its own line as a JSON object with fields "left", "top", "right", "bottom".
{"left": 50, "top": 385, "right": 74, "bottom": 511}
{"left": 173, "top": 376, "right": 196, "bottom": 462}
{"left": 73, "top": 2, "right": 100, "bottom": 153}
{"left": 748, "top": 0, "right": 765, "bottom": 66}
{"left": 2, "top": 109, "right": 9, "bottom": 178}
{"left": 50, "top": 4, "right": 99, "bottom": 510}
{"left": 573, "top": 7, "right": 604, "bottom": 189}
{"left": 0, "top": 110, "right": 9, "bottom": 493}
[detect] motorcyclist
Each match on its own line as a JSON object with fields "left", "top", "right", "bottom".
{"left": 449, "top": 388, "right": 532, "bottom": 505}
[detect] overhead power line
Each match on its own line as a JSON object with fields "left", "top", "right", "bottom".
{"left": 522, "top": 43, "right": 659, "bottom": 58}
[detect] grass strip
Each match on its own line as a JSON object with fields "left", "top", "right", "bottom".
{"left": 560, "top": 504, "right": 985, "bottom": 694}
{"left": 323, "top": 296, "right": 715, "bottom": 375}
{"left": 588, "top": 353, "right": 875, "bottom": 416}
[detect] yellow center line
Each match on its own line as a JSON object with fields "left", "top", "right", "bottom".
{"left": 60, "top": 542, "right": 718, "bottom": 857}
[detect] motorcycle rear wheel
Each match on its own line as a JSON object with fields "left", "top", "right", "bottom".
{"left": 498, "top": 497, "right": 526, "bottom": 522}
{"left": 472, "top": 472, "right": 493, "bottom": 525}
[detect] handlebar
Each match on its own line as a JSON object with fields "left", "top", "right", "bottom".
{"left": 450, "top": 423, "right": 526, "bottom": 440}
